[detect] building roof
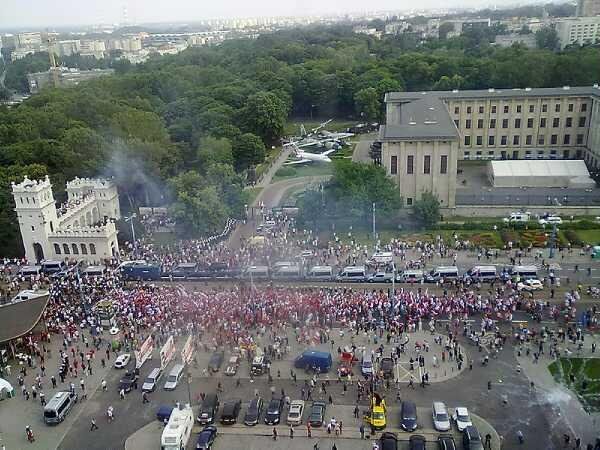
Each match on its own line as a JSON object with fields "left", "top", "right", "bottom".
{"left": 386, "top": 86, "right": 599, "bottom": 102}
{"left": 489, "top": 159, "right": 591, "bottom": 179}
{"left": 381, "top": 85, "right": 600, "bottom": 141}
{"left": 0, "top": 291, "right": 50, "bottom": 343}
{"left": 380, "top": 92, "right": 459, "bottom": 141}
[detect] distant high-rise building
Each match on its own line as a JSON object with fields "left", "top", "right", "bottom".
{"left": 577, "top": 0, "right": 600, "bottom": 16}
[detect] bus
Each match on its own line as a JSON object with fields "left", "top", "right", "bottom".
{"left": 94, "top": 299, "right": 117, "bottom": 329}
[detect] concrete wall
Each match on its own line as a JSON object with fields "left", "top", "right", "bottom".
{"left": 444, "top": 205, "right": 600, "bottom": 217}
{"left": 383, "top": 139, "right": 458, "bottom": 207}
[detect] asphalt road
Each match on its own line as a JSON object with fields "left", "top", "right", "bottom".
{"left": 55, "top": 328, "right": 558, "bottom": 450}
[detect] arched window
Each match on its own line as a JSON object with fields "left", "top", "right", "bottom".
{"left": 80, "top": 243, "right": 87, "bottom": 255}
{"left": 72, "top": 243, "right": 79, "bottom": 255}
{"left": 54, "top": 243, "right": 61, "bottom": 255}
{"left": 89, "top": 243, "right": 96, "bottom": 255}
{"left": 63, "top": 243, "right": 70, "bottom": 255}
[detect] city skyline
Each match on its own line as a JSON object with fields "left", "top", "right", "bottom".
{"left": 0, "top": 0, "right": 532, "bottom": 29}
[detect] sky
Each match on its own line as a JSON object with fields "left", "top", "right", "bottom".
{"left": 0, "top": 0, "right": 505, "bottom": 29}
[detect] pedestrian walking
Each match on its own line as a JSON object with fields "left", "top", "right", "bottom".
{"left": 119, "top": 388, "right": 125, "bottom": 400}
{"left": 142, "top": 391, "right": 149, "bottom": 404}
{"left": 307, "top": 422, "right": 312, "bottom": 437}
{"left": 272, "top": 427, "right": 278, "bottom": 440}
{"left": 101, "top": 379, "right": 107, "bottom": 391}
{"left": 51, "top": 376, "right": 57, "bottom": 389}
{"left": 289, "top": 425, "right": 294, "bottom": 439}
{"left": 90, "top": 419, "right": 99, "bottom": 431}
{"left": 39, "top": 392, "right": 45, "bottom": 406}
{"left": 360, "top": 423, "right": 365, "bottom": 439}
{"left": 516, "top": 430, "right": 524, "bottom": 444}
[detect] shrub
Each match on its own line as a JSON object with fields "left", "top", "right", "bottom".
{"left": 564, "top": 230, "right": 583, "bottom": 246}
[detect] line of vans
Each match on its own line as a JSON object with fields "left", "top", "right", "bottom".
{"left": 337, "top": 266, "right": 367, "bottom": 282}
{"left": 509, "top": 265, "right": 538, "bottom": 280}
{"left": 425, "top": 266, "right": 460, "bottom": 283}
{"left": 464, "top": 265, "right": 497, "bottom": 283}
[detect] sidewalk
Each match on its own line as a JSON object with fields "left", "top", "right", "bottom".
{"left": 0, "top": 330, "right": 118, "bottom": 450}
{"left": 516, "top": 346, "right": 600, "bottom": 446}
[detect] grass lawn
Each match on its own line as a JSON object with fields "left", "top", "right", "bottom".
{"left": 284, "top": 118, "right": 356, "bottom": 136}
{"left": 548, "top": 357, "right": 600, "bottom": 413}
{"left": 272, "top": 163, "right": 333, "bottom": 182}
{"left": 330, "top": 229, "right": 503, "bottom": 248}
{"left": 576, "top": 229, "right": 600, "bottom": 245}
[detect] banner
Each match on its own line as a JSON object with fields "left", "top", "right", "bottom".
{"left": 135, "top": 336, "right": 154, "bottom": 369}
{"left": 160, "top": 335, "right": 175, "bottom": 370}
{"left": 181, "top": 335, "right": 195, "bottom": 365}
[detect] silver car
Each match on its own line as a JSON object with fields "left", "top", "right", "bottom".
{"left": 432, "top": 402, "right": 451, "bottom": 432}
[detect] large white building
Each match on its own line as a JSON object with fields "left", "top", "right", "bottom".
{"left": 380, "top": 85, "right": 600, "bottom": 208}
{"left": 555, "top": 17, "right": 600, "bottom": 49}
{"left": 12, "top": 176, "right": 121, "bottom": 264}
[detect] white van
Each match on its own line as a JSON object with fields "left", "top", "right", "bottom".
{"left": 164, "top": 364, "right": 185, "bottom": 391}
{"left": 83, "top": 265, "right": 107, "bottom": 277}
{"left": 161, "top": 405, "right": 194, "bottom": 450}
{"left": 44, "top": 391, "right": 77, "bottom": 424}
{"left": 465, "top": 266, "right": 497, "bottom": 282}
{"left": 426, "top": 266, "right": 460, "bottom": 283}
{"left": 307, "top": 266, "right": 334, "bottom": 281}
{"left": 272, "top": 265, "right": 303, "bottom": 280}
{"left": 397, "top": 269, "right": 424, "bottom": 283}
{"left": 510, "top": 265, "right": 538, "bottom": 280}
{"left": 142, "top": 367, "right": 163, "bottom": 392}
{"left": 337, "top": 266, "right": 367, "bottom": 282}
{"left": 244, "top": 266, "right": 270, "bottom": 280}
{"left": 503, "top": 212, "right": 531, "bottom": 223}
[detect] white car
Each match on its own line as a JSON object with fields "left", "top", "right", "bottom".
{"left": 432, "top": 402, "right": 451, "bottom": 432}
{"left": 453, "top": 407, "right": 472, "bottom": 431}
{"left": 109, "top": 326, "right": 120, "bottom": 335}
{"left": 114, "top": 353, "right": 131, "bottom": 369}
{"left": 517, "top": 279, "right": 544, "bottom": 291}
{"left": 286, "top": 399, "right": 305, "bottom": 426}
{"left": 299, "top": 250, "right": 313, "bottom": 258}
{"left": 538, "top": 216, "right": 562, "bottom": 225}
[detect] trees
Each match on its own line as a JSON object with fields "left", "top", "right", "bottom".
{"left": 536, "top": 26, "right": 560, "bottom": 51}
{"left": 412, "top": 192, "right": 441, "bottom": 228}
{"left": 241, "top": 91, "right": 289, "bottom": 144}
{"left": 354, "top": 88, "right": 380, "bottom": 121}
{"left": 232, "top": 133, "right": 266, "bottom": 172}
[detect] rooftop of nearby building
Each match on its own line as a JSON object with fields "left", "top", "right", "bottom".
{"left": 381, "top": 85, "right": 600, "bottom": 141}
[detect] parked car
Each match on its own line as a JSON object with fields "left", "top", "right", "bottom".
{"left": 114, "top": 353, "right": 131, "bottom": 369}
{"left": 361, "top": 359, "right": 373, "bottom": 377}
{"left": 244, "top": 397, "right": 263, "bottom": 426}
{"left": 452, "top": 407, "right": 472, "bottom": 432}
{"left": 437, "top": 434, "right": 457, "bottom": 450}
{"left": 220, "top": 399, "right": 241, "bottom": 424}
{"left": 225, "top": 355, "right": 240, "bottom": 376}
{"left": 517, "top": 279, "right": 544, "bottom": 291}
{"left": 409, "top": 435, "right": 427, "bottom": 450}
{"left": 462, "top": 425, "right": 484, "bottom": 450}
{"left": 196, "top": 425, "right": 217, "bottom": 450}
{"left": 264, "top": 397, "right": 284, "bottom": 425}
{"left": 208, "top": 351, "right": 224, "bottom": 372}
{"left": 380, "top": 357, "right": 394, "bottom": 379}
{"left": 401, "top": 401, "right": 418, "bottom": 432}
{"left": 197, "top": 393, "right": 220, "bottom": 424}
{"left": 368, "top": 272, "right": 394, "bottom": 283}
{"left": 156, "top": 405, "right": 173, "bottom": 423}
{"left": 287, "top": 400, "right": 305, "bottom": 426}
{"left": 380, "top": 432, "right": 398, "bottom": 450}
{"left": 308, "top": 401, "right": 326, "bottom": 427}
{"left": 538, "top": 216, "right": 562, "bottom": 225}
{"left": 118, "top": 371, "right": 138, "bottom": 393}
{"left": 432, "top": 402, "right": 451, "bottom": 432}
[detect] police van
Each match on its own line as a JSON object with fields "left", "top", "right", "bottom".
{"left": 44, "top": 391, "right": 78, "bottom": 424}
{"left": 337, "top": 266, "right": 367, "bottom": 282}
{"left": 425, "top": 266, "right": 460, "bottom": 283}
{"left": 465, "top": 266, "right": 497, "bottom": 283}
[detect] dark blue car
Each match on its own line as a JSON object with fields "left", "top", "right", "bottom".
{"left": 156, "top": 405, "right": 173, "bottom": 423}
{"left": 196, "top": 425, "right": 217, "bottom": 450}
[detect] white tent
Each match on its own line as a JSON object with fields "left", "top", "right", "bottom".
{"left": 0, "top": 378, "right": 14, "bottom": 399}
{"left": 487, "top": 160, "right": 595, "bottom": 189}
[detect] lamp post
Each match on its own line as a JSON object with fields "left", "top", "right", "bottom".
{"left": 124, "top": 214, "right": 137, "bottom": 256}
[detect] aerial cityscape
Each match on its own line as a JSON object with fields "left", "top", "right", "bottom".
{"left": 1, "top": 0, "right": 600, "bottom": 449}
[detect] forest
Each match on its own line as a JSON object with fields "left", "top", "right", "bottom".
{"left": 1, "top": 24, "right": 600, "bottom": 255}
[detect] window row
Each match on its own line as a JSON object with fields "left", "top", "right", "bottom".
{"left": 54, "top": 243, "right": 96, "bottom": 255}
{"left": 463, "top": 149, "right": 583, "bottom": 160}
{"left": 455, "top": 102, "right": 588, "bottom": 115}
{"left": 391, "top": 155, "right": 448, "bottom": 175}
{"left": 460, "top": 116, "right": 586, "bottom": 130}
{"left": 464, "top": 134, "right": 584, "bottom": 146}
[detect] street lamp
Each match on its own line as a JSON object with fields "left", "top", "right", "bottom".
{"left": 124, "top": 214, "right": 137, "bottom": 256}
